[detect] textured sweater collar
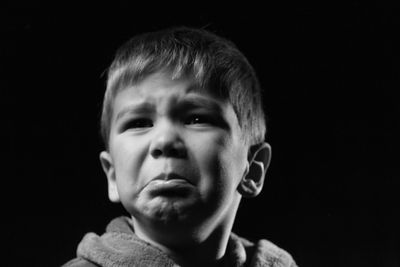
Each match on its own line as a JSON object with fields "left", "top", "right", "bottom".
{"left": 76, "top": 216, "right": 296, "bottom": 267}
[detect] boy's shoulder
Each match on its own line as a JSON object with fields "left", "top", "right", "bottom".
{"left": 62, "top": 216, "right": 297, "bottom": 267}
{"left": 62, "top": 217, "right": 176, "bottom": 267}
{"left": 230, "top": 233, "right": 297, "bottom": 267}
{"left": 62, "top": 257, "right": 98, "bottom": 267}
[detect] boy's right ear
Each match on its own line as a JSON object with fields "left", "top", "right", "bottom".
{"left": 99, "top": 151, "right": 120, "bottom": 203}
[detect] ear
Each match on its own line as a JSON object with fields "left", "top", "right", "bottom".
{"left": 238, "top": 142, "right": 271, "bottom": 198}
{"left": 99, "top": 151, "right": 120, "bottom": 203}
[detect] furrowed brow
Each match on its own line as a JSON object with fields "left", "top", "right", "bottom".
{"left": 177, "top": 96, "right": 224, "bottom": 113}
{"left": 115, "top": 103, "right": 154, "bottom": 121}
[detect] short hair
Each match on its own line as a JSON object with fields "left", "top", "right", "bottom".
{"left": 101, "top": 26, "right": 266, "bottom": 149}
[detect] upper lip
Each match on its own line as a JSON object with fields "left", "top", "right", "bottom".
{"left": 151, "top": 172, "right": 192, "bottom": 184}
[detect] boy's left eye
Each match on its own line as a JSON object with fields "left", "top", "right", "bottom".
{"left": 184, "top": 115, "right": 213, "bottom": 126}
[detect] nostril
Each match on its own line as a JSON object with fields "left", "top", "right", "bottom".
{"left": 151, "top": 149, "right": 163, "bottom": 158}
{"left": 174, "top": 147, "right": 187, "bottom": 158}
{"left": 166, "top": 145, "right": 187, "bottom": 158}
{"left": 150, "top": 144, "right": 187, "bottom": 159}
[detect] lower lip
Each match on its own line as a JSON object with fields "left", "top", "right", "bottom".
{"left": 148, "top": 179, "right": 193, "bottom": 196}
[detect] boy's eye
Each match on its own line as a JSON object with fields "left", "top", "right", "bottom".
{"left": 123, "top": 118, "right": 153, "bottom": 130}
{"left": 185, "top": 115, "right": 213, "bottom": 126}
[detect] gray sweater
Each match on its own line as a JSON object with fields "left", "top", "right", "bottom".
{"left": 63, "top": 217, "right": 297, "bottom": 267}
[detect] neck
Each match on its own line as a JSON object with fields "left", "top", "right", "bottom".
{"left": 157, "top": 225, "right": 229, "bottom": 267}
{"left": 132, "top": 196, "right": 241, "bottom": 267}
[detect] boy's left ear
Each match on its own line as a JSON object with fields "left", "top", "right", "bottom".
{"left": 238, "top": 142, "right": 271, "bottom": 198}
{"left": 99, "top": 151, "right": 120, "bottom": 203}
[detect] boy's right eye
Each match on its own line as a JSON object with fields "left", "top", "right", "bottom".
{"left": 123, "top": 118, "right": 153, "bottom": 130}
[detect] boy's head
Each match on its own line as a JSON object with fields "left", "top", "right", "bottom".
{"left": 99, "top": 27, "right": 271, "bottom": 247}
{"left": 101, "top": 26, "right": 266, "bottom": 149}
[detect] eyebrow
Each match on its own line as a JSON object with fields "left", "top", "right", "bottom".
{"left": 176, "top": 96, "right": 224, "bottom": 114}
{"left": 115, "top": 102, "right": 155, "bottom": 121}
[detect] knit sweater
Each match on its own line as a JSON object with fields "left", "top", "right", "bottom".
{"left": 63, "top": 217, "right": 297, "bottom": 267}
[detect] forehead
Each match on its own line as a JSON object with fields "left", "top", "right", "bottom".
{"left": 112, "top": 71, "right": 224, "bottom": 112}
{"left": 125, "top": 71, "right": 197, "bottom": 98}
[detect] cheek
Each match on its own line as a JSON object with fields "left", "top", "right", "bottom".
{"left": 190, "top": 133, "right": 247, "bottom": 193}
{"left": 219, "top": 141, "right": 248, "bottom": 190}
{"left": 111, "top": 136, "right": 149, "bottom": 193}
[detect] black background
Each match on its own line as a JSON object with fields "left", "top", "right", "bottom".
{"left": 3, "top": 2, "right": 400, "bottom": 267}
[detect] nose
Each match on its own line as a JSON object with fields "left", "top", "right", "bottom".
{"left": 149, "top": 121, "right": 187, "bottom": 159}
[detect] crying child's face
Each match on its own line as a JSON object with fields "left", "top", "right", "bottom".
{"left": 100, "top": 71, "right": 249, "bottom": 231}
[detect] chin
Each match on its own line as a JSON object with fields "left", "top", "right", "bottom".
{"left": 133, "top": 195, "right": 201, "bottom": 225}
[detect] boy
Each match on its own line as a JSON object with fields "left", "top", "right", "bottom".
{"left": 64, "top": 27, "right": 297, "bottom": 267}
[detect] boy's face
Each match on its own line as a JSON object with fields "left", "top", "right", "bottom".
{"left": 101, "top": 71, "right": 250, "bottom": 229}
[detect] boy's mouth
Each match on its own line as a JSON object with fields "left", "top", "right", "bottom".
{"left": 152, "top": 172, "right": 192, "bottom": 183}
{"left": 146, "top": 173, "right": 194, "bottom": 197}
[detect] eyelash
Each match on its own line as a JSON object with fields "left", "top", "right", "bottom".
{"left": 184, "top": 114, "right": 214, "bottom": 125}
{"left": 123, "top": 118, "right": 154, "bottom": 130}
{"left": 122, "top": 114, "right": 215, "bottom": 130}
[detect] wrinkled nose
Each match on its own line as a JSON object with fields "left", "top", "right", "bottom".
{"left": 149, "top": 122, "right": 187, "bottom": 159}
